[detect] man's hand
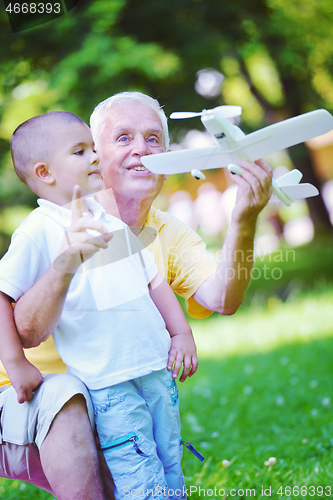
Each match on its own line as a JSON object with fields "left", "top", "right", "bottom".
{"left": 6, "top": 358, "right": 43, "bottom": 403}
{"left": 167, "top": 333, "right": 198, "bottom": 383}
{"left": 230, "top": 159, "right": 273, "bottom": 225}
{"left": 53, "top": 185, "right": 113, "bottom": 274}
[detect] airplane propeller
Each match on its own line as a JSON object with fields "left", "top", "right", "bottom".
{"left": 170, "top": 105, "right": 242, "bottom": 120}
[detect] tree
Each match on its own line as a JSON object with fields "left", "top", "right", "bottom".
{"left": 118, "top": 0, "right": 333, "bottom": 232}
{"left": 1, "top": 0, "right": 333, "bottom": 234}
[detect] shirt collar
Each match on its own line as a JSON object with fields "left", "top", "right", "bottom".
{"left": 37, "top": 197, "right": 108, "bottom": 227}
{"left": 145, "top": 206, "right": 166, "bottom": 233}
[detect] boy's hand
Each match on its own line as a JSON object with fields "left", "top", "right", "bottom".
{"left": 53, "top": 185, "right": 113, "bottom": 274}
{"left": 6, "top": 359, "right": 43, "bottom": 404}
{"left": 167, "top": 333, "right": 198, "bottom": 382}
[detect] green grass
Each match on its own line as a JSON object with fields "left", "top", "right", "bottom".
{"left": 0, "top": 481, "right": 53, "bottom": 499}
{"left": 178, "top": 285, "right": 333, "bottom": 499}
{"left": 0, "top": 238, "right": 333, "bottom": 499}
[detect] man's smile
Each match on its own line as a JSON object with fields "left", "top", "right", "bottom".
{"left": 128, "top": 164, "right": 150, "bottom": 173}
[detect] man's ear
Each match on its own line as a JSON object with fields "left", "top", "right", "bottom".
{"left": 33, "top": 162, "right": 55, "bottom": 185}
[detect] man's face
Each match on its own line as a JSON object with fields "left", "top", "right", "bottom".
{"left": 96, "top": 100, "right": 166, "bottom": 201}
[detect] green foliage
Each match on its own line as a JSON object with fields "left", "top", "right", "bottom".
{"left": 1, "top": 0, "right": 332, "bottom": 232}
{"left": 2, "top": 0, "right": 333, "bottom": 134}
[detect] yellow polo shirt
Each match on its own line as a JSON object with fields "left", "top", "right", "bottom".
{"left": 0, "top": 206, "right": 217, "bottom": 383}
{"left": 143, "top": 206, "right": 216, "bottom": 319}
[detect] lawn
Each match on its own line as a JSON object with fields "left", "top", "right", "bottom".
{"left": 179, "top": 285, "right": 333, "bottom": 499}
{"left": 0, "top": 238, "right": 332, "bottom": 499}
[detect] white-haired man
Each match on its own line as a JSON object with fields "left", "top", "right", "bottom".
{"left": 88, "top": 91, "right": 272, "bottom": 316}
{"left": 0, "top": 92, "right": 272, "bottom": 498}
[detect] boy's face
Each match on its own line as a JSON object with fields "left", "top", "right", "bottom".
{"left": 49, "top": 122, "right": 101, "bottom": 201}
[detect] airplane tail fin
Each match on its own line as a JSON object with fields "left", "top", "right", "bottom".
{"left": 273, "top": 169, "right": 319, "bottom": 204}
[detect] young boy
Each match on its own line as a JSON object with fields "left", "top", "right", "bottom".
{"left": 0, "top": 111, "right": 198, "bottom": 499}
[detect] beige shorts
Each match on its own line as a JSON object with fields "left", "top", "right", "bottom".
{"left": 0, "top": 373, "right": 94, "bottom": 492}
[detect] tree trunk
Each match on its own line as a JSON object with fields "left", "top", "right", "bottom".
{"left": 288, "top": 143, "right": 332, "bottom": 235}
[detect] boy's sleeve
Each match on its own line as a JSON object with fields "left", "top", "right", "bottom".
{"left": 0, "top": 232, "right": 46, "bottom": 301}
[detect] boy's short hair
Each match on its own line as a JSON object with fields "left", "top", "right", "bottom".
{"left": 90, "top": 92, "right": 170, "bottom": 150}
{"left": 11, "top": 111, "right": 86, "bottom": 188}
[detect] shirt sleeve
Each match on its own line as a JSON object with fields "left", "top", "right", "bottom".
{"left": 0, "top": 231, "right": 47, "bottom": 301}
{"left": 148, "top": 210, "right": 217, "bottom": 319}
{"left": 169, "top": 223, "right": 217, "bottom": 318}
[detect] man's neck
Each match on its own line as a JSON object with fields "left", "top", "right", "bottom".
{"left": 96, "top": 189, "right": 153, "bottom": 236}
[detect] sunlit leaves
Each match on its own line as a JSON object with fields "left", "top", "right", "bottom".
{"left": 245, "top": 51, "right": 285, "bottom": 107}
{"left": 222, "top": 77, "right": 264, "bottom": 126}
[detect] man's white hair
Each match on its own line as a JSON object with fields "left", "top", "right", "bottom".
{"left": 90, "top": 91, "right": 170, "bottom": 150}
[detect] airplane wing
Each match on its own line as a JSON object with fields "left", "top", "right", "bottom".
{"left": 235, "top": 109, "right": 333, "bottom": 161}
{"left": 141, "top": 144, "right": 235, "bottom": 174}
{"left": 279, "top": 183, "right": 319, "bottom": 201}
{"left": 141, "top": 109, "right": 333, "bottom": 174}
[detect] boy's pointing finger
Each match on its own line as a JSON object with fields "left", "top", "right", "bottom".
{"left": 71, "top": 185, "right": 84, "bottom": 222}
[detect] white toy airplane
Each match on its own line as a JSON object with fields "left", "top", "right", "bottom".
{"left": 141, "top": 106, "right": 333, "bottom": 206}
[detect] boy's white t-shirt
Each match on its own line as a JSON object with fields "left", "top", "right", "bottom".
{"left": 0, "top": 198, "right": 171, "bottom": 390}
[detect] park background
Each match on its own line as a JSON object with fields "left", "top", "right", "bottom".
{"left": 1, "top": 0, "right": 333, "bottom": 498}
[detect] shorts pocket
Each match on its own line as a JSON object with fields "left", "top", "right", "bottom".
{"left": 101, "top": 431, "right": 148, "bottom": 458}
{"left": 101, "top": 432, "right": 160, "bottom": 498}
{"left": 101, "top": 431, "right": 149, "bottom": 480}
{"left": 1, "top": 387, "right": 29, "bottom": 446}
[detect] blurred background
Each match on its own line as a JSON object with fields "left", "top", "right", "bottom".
{"left": 1, "top": 0, "right": 333, "bottom": 263}
{"left": 1, "top": 1, "right": 333, "bottom": 497}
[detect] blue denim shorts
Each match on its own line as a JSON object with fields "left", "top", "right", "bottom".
{"left": 90, "top": 369, "right": 185, "bottom": 499}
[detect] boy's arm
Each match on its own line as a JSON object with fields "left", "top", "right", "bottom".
{"left": 149, "top": 271, "right": 198, "bottom": 382}
{"left": 0, "top": 291, "right": 43, "bottom": 403}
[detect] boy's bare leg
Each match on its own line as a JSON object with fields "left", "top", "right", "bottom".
{"left": 40, "top": 394, "right": 107, "bottom": 500}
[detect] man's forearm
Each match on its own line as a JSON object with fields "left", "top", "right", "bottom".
{"left": 14, "top": 267, "right": 73, "bottom": 348}
{"left": 193, "top": 159, "right": 272, "bottom": 315}
{"left": 193, "top": 218, "right": 257, "bottom": 315}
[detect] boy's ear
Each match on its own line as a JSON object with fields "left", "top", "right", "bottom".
{"left": 33, "top": 162, "right": 55, "bottom": 185}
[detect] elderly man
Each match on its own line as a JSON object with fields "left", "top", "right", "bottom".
{"left": 0, "top": 92, "right": 272, "bottom": 498}
{"left": 89, "top": 92, "right": 272, "bottom": 317}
